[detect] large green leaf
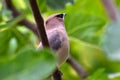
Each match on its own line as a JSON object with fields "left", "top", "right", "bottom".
{"left": 69, "top": 37, "right": 120, "bottom": 73}
{"left": 0, "top": 48, "right": 56, "bottom": 80}
{"left": 69, "top": 37, "right": 106, "bottom": 72}
{"left": 63, "top": 0, "right": 107, "bottom": 45}
{"left": 65, "top": 13, "right": 106, "bottom": 45}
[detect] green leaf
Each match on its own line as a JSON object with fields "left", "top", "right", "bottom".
{"left": 0, "top": 15, "right": 24, "bottom": 31}
{"left": 69, "top": 37, "right": 107, "bottom": 71}
{"left": 69, "top": 37, "right": 120, "bottom": 73}
{"left": 0, "top": 48, "right": 56, "bottom": 80}
{"left": 102, "top": 21, "right": 120, "bottom": 61}
{"left": 0, "top": 28, "right": 32, "bottom": 56}
{"left": 46, "top": 0, "right": 74, "bottom": 10}
{"left": 86, "top": 69, "right": 108, "bottom": 80}
{"left": 65, "top": 13, "right": 106, "bottom": 45}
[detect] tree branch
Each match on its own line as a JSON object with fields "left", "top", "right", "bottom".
{"left": 29, "top": 0, "right": 49, "bottom": 47}
{"left": 53, "top": 69, "right": 62, "bottom": 80}
{"left": 29, "top": 0, "right": 62, "bottom": 80}
{"left": 101, "top": 0, "right": 119, "bottom": 21}
{"left": 67, "top": 56, "right": 88, "bottom": 79}
{"left": 5, "top": 0, "right": 39, "bottom": 37}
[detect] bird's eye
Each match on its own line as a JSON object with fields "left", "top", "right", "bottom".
{"left": 56, "top": 13, "right": 66, "bottom": 19}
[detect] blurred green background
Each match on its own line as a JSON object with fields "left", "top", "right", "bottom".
{"left": 0, "top": 0, "right": 120, "bottom": 80}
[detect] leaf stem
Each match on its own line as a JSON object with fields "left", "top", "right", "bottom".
{"left": 67, "top": 56, "right": 88, "bottom": 79}
{"left": 101, "top": 0, "right": 119, "bottom": 21}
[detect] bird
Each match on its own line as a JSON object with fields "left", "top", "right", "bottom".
{"left": 38, "top": 13, "right": 69, "bottom": 66}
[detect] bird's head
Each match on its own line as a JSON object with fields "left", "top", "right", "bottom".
{"left": 45, "top": 13, "right": 66, "bottom": 29}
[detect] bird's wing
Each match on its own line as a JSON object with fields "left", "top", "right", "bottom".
{"left": 37, "top": 30, "right": 63, "bottom": 51}
{"left": 48, "top": 30, "right": 63, "bottom": 51}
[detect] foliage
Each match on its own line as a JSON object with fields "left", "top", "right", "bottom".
{"left": 0, "top": 0, "right": 120, "bottom": 80}
{"left": 0, "top": 48, "right": 56, "bottom": 80}
{"left": 86, "top": 69, "right": 108, "bottom": 80}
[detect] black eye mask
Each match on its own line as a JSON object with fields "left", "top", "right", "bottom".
{"left": 56, "top": 13, "right": 66, "bottom": 19}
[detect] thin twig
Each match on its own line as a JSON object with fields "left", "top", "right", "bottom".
{"left": 29, "top": 0, "right": 62, "bottom": 80}
{"left": 67, "top": 56, "right": 88, "bottom": 79}
{"left": 5, "top": 0, "right": 39, "bottom": 37}
{"left": 101, "top": 0, "right": 119, "bottom": 21}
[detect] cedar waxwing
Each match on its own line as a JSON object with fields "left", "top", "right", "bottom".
{"left": 38, "top": 13, "right": 69, "bottom": 66}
